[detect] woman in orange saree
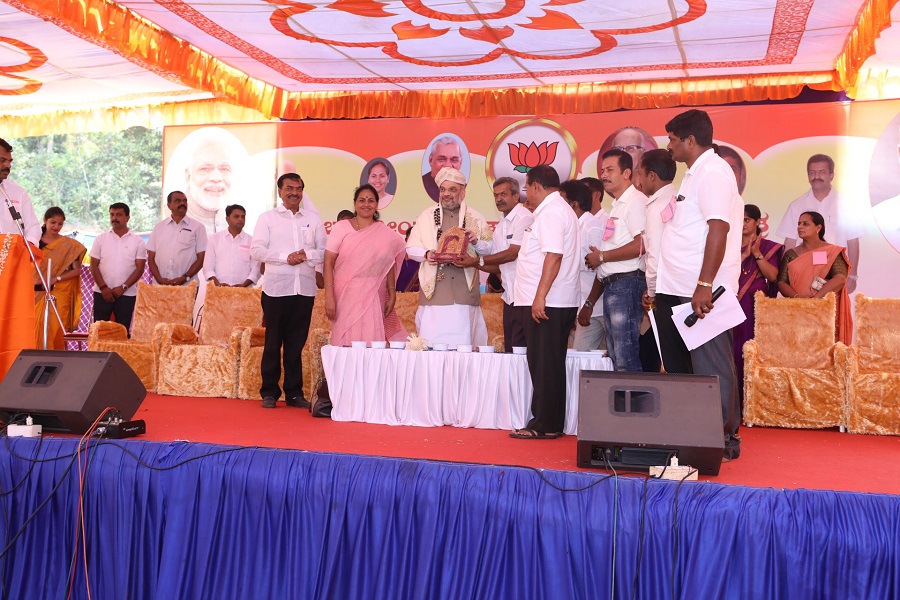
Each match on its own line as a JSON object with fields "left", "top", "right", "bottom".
{"left": 34, "top": 207, "right": 86, "bottom": 349}
{"left": 323, "top": 185, "right": 407, "bottom": 346}
{"left": 777, "top": 210, "right": 852, "bottom": 344}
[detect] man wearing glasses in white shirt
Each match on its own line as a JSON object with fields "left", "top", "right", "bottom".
{"left": 251, "top": 173, "right": 327, "bottom": 409}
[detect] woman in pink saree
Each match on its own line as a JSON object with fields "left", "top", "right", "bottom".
{"left": 324, "top": 185, "right": 407, "bottom": 345}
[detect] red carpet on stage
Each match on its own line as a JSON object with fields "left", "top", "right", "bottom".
{"left": 133, "top": 393, "right": 900, "bottom": 496}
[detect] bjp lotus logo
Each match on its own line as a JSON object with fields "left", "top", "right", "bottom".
{"left": 508, "top": 141, "right": 559, "bottom": 173}
{"left": 485, "top": 119, "right": 576, "bottom": 189}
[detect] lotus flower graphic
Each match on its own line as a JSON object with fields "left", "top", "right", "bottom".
{"left": 508, "top": 141, "right": 559, "bottom": 173}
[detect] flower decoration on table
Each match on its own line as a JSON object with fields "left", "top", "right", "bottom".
{"left": 407, "top": 334, "right": 428, "bottom": 351}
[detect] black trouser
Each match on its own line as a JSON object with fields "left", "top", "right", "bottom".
{"left": 655, "top": 293, "right": 741, "bottom": 456}
{"left": 523, "top": 306, "right": 577, "bottom": 434}
{"left": 260, "top": 293, "right": 314, "bottom": 400}
{"left": 502, "top": 300, "right": 526, "bottom": 352}
{"left": 92, "top": 292, "right": 137, "bottom": 334}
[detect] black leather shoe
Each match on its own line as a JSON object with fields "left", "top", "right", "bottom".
{"left": 286, "top": 396, "right": 310, "bottom": 409}
{"left": 261, "top": 396, "right": 277, "bottom": 409}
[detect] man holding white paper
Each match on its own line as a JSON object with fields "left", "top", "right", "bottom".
{"left": 655, "top": 109, "right": 745, "bottom": 462}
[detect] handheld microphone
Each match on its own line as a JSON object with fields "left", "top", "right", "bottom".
{"left": 684, "top": 285, "right": 726, "bottom": 327}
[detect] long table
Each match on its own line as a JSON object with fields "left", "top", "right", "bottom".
{"left": 321, "top": 346, "right": 613, "bottom": 435}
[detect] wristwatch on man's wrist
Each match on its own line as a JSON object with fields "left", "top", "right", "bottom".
{"left": 584, "top": 299, "right": 595, "bottom": 309}
{"left": 122, "top": 283, "right": 129, "bottom": 291}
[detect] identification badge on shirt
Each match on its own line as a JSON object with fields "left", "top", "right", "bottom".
{"left": 602, "top": 218, "right": 616, "bottom": 241}
{"left": 239, "top": 244, "right": 251, "bottom": 260}
{"left": 660, "top": 194, "right": 678, "bottom": 223}
{"left": 812, "top": 251, "right": 828, "bottom": 265}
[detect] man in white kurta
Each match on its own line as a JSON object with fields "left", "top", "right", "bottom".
{"left": 406, "top": 167, "right": 492, "bottom": 346}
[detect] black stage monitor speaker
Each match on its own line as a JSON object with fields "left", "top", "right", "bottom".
{"left": 577, "top": 371, "right": 725, "bottom": 476}
{"left": 0, "top": 350, "right": 146, "bottom": 434}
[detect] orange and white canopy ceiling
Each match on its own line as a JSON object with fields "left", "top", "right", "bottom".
{"left": 2, "top": 0, "right": 899, "bottom": 134}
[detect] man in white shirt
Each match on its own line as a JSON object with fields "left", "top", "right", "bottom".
{"left": 634, "top": 149, "right": 677, "bottom": 372}
{"left": 562, "top": 179, "right": 608, "bottom": 351}
{"left": 0, "top": 138, "right": 41, "bottom": 245}
{"left": 775, "top": 154, "right": 864, "bottom": 293}
{"left": 407, "top": 167, "right": 493, "bottom": 346}
{"left": 585, "top": 150, "right": 646, "bottom": 372}
{"left": 251, "top": 173, "right": 327, "bottom": 409}
{"left": 89, "top": 203, "right": 148, "bottom": 333}
{"left": 147, "top": 191, "right": 207, "bottom": 286}
{"left": 204, "top": 204, "right": 260, "bottom": 287}
{"left": 580, "top": 177, "right": 606, "bottom": 217}
{"left": 456, "top": 177, "right": 533, "bottom": 351}
{"left": 656, "top": 109, "right": 744, "bottom": 461}
{"left": 511, "top": 165, "right": 580, "bottom": 439}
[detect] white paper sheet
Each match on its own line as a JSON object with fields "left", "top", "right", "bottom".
{"left": 673, "top": 285, "right": 746, "bottom": 351}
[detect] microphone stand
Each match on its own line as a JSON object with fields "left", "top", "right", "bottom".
{"left": 0, "top": 180, "right": 68, "bottom": 349}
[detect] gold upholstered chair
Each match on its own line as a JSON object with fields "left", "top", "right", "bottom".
{"left": 743, "top": 292, "right": 849, "bottom": 429}
{"left": 156, "top": 285, "right": 263, "bottom": 398}
{"left": 87, "top": 281, "right": 198, "bottom": 393}
{"left": 846, "top": 295, "right": 900, "bottom": 435}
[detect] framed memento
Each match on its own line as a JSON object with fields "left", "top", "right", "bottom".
{"left": 433, "top": 226, "right": 470, "bottom": 262}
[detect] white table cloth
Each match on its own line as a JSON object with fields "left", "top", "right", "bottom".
{"left": 321, "top": 346, "right": 613, "bottom": 435}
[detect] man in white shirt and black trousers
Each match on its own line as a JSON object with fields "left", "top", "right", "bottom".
{"left": 204, "top": 203, "right": 260, "bottom": 287}
{"left": 510, "top": 165, "right": 581, "bottom": 439}
{"left": 251, "top": 173, "right": 327, "bottom": 409}
{"left": 655, "top": 109, "right": 745, "bottom": 462}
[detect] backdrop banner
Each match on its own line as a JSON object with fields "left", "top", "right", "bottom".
{"left": 163, "top": 99, "right": 900, "bottom": 300}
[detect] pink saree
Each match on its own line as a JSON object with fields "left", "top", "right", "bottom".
{"left": 330, "top": 221, "right": 407, "bottom": 346}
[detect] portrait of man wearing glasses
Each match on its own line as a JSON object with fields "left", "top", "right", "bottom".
{"left": 596, "top": 126, "right": 659, "bottom": 192}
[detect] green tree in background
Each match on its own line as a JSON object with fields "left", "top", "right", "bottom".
{"left": 10, "top": 127, "right": 163, "bottom": 233}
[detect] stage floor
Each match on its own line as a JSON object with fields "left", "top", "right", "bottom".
{"left": 103, "top": 393, "right": 900, "bottom": 496}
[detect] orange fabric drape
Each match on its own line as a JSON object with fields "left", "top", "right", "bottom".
{"left": 8, "top": 0, "right": 897, "bottom": 128}
{"left": 0, "top": 235, "right": 43, "bottom": 380}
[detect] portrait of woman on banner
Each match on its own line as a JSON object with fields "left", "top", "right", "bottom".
{"left": 360, "top": 158, "right": 397, "bottom": 209}
{"left": 34, "top": 207, "right": 86, "bottom": 349}
{"left": 324, "top": 184, "right": 407, "bottom": 346}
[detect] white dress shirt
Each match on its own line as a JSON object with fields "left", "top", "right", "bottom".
{"left": 775, "top": 187, "right": 866, "bottom": 248}
{"left": 0, "top": 179, "right": 41, "bottom": 245}
{"left": 147, "top": 215, "right": 208, "bottom": 283}
{"left": 89, "top": 229, "right": 147, "bottom": 297}
{"left": 251, "top": 204, "right": 326, "bottom": 297}
{"left": 599, "top": 184, "right": 646, "bottom": 277}
{"left": 578, "top": 211, "right": 605, "bottom": 317}
{"left": 643, "top": 182, "right": 676, "bottom": 297}
{"left": 514, "top": 191, "right": 581, "bottom": 308}
{"left": 490, "top": 203, "right": 534, "bottom": 305}
{"left": 204, "top": 229, "right": 261, "bottom": 286}
{"left": 656, "top": 149, "right": 744, "bottom": 297}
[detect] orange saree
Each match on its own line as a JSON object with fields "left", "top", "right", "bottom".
{"left": 786, "top": 243, "right": 853, "bottom": 344}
